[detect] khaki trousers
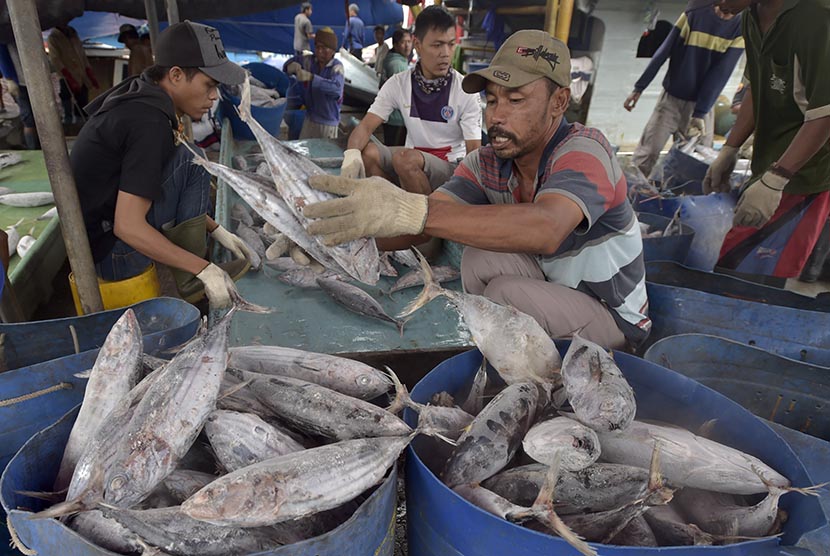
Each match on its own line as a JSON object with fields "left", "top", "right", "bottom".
{"left": 461, "top": 247, "right": 627, "bottom": 350}
{"left": 300, "top": 118, "right": 338, "bottom": 140}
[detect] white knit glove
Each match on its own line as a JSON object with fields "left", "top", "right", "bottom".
{"left": 702, "top": 145, "right": 739, "bottom": 194}
{"left": 305, "top": 175, "right": 428, "bottom": 246}
{"left": 340, "top": 148, "right": 366, "bottom": 180}
{"left": 195, "top": 263, "right": 233, "bottom": 309}
{"left": 734, "top": 171, "right": 788, "bottom": 228}
{"left": 211, "top": 225, "right": 257, "bottom": 264}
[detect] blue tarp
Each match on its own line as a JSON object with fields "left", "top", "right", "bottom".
{"left": 69, "top": 0, "right": 403, "bottom": 55}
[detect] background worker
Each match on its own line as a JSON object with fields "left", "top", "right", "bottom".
{"left": 71, "top": 22, "right": 257, "bottom": 309}
{"left": 704, "top": 0, "right": 830, "bottom": 283}
{"left": 370, "top": 25, "right": 389, "bottom": 76}
{"left": 343, "top": 3, "right": 365, "bottom": 59}
{"left": 294, "top": 2, "right": 315, "bottom": 57}
{"left": 624, "top": 3, "right": 744, "bottom": 178}
{"left": 48, "top": 24, "right": 100, "bottom": 125}
{"left": 0, "top": 43, "right": 38, "bottom": 149}
{"left": 117, "top": 24, "right": 154, "bottom": 78}
{"left": 283, "top": 27, "right": 345, "bottom": 140}
{"left": 378, "top": 28, "right": 413, "bottom": 147}
{"left": 304, "top": 31, "right": 650, "bottom": 350}
{"left": 340, "top": 6, "right": 481, "bottom": 198}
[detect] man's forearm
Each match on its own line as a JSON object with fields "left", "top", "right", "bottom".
{"left": 776, "top": 117, "right": 830, "bottom": 175}
{"left": 726, "top": 87, "right": 756, "bottom": 149}
{"left": 116, "top": 223, "right": 207, "bottom": 275}
{"left": 346, "top": 123, "right": 373, "bottom": 151}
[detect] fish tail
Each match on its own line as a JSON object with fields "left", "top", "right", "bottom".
{"left": 533, "top": 506, "right": 597, "bottom": 556}
{"left": 13, "top": 488, "right": 67, "bottom": 502}
{"left": 238, "top": 75, "right": 252, "bottom": 122}
{"left": 395, "top": 317, "right": 408, "bottom": 337}
{"left": 397, "top": 248, "right": 444, "bottom": 319}
{"left": 226, "top": 274, "right": 272, "bottom": 314}
{"left": 384, "top": 366, "right": 411, "bottom": 415}
{"left": 783, "top": 482, "right": 828, "bottom": 497}
{"left": 26, "top": 497, "right": 87, "bottom": 520}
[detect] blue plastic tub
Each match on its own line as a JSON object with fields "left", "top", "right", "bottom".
{"left": 657, "top": 145, "right": 708, "bottom": 194}
{"left": 1, "top": 407, "right": 397, "bottom": 556}
{"left": 404, "top": 348, "right": 828, "bottom": 555}
{"left": 635, "top": 191, "right": 737, "bottom": 271}
{"left": 0, "top": 296, "right": 200, "bottom": 372}
{"left": 221, "top": 63, "right": 289, "bottom": 141}
{"left": 637, "top": 212, "right": 695, "bottom": 264}
{"left": 645, "top": 280, "right": 830, "bottom": 366}
{"left": 644, "top": 334, "right": 830, "bottom": 440}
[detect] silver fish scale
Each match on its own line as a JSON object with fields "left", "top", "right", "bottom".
{"left": 238, "top": 79, "right": 380, "bottom": 285}
{"left": 231, "top": 369, "right": 410, "bottom": 440}
{"left": 442, "top": 382, "right": 538, "bottom": 488}
{"left": 181, "top": 436, "right": 410, "bottom": 527}
{"left": 227, "top": 345, "right": 391, "bottom": 400}
{"left": 388, "top": 266, "right": 460, "bottom": 293}
{"left": 205, "top": 409, "right": 305, "bottom": 472}
{"left": 316, "top": 277, "right": 404, "bottom": 331}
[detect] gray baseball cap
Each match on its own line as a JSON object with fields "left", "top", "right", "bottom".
{"left": 155, "top": 21, "right": 246, "bottom": 85}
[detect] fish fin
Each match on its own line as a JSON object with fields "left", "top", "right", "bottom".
{"left": 397, "top": 248, "right": 444, "bottom": 319}
{"left": 696, "top": 418, "right": 718, "bottom": 439}
{"left": 383, "top": 366, "right": 411, "bottom": 415}
{"left": 14, "top": 488, "right": 68, "bottom": 502}
{"left": 225, "top": 273, "right": 272, "bottom": 314}
{"left": 218, "top": 379, "right": 253, "bottom": 401}
{"left": 73, "top": 368, "right": 92, "bottom": 379}
{"left": 647, "top": 439, "right": 663, "bottom": 491}
{"left": 396, "top": 317, "right": 408, "bottom": 337}
{"left": 238, "top": 74, "right": 253, "bottom": 122}
{"left": 26, "top": 497, "right": 87, "bottom": 520}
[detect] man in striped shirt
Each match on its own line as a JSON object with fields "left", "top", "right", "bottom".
{"left": 304, "top": 30, "right": 650, "bottom": 349}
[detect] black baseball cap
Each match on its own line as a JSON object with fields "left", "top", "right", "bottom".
{"left": 117, "top": 24, "right": 139, "bottom": 43}
{"left": 155, "top": 21, "right": 246, "bottom": 85}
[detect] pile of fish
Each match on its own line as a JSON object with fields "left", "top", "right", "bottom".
{"left": 26, "top": 302, "right": 431, "bottom": 556}
{"left": 399, "top": 255, "right": 823, "bottom": 555}
{"left": 637, "top": 212, "right": 684, "bottom": 239}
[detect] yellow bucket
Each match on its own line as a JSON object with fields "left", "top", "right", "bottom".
{"left": 69, "top": 263, "right": 161, "bottom": 315}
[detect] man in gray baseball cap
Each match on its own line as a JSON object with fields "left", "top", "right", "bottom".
{"left": 302, "top": 29, "right": 650, "bottom": 351}
{"left": 70, "top": 21, "right": 257, "bottom": 310}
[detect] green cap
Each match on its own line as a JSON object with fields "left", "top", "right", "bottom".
{"left": 462, "top": 30, "right": 572, "bottom": 94}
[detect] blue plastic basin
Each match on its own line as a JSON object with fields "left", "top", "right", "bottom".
{"left": 637, "top": 212, "right": 696, "bottom": 264}
{"left": 404, "top": 348, "right": 828, "bottom": 555}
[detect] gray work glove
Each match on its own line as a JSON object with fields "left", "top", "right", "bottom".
{"left": 304, "top": 175, "right": 429, "bottom": 246}
{"left": 702, "top": 145, "right": 739, "bottom": 194}
{"left": 340, "top": 148, "right": 366, "bottom": 180}
{"left": 686, "top": 116, "right": 706, "bottom": 139}
{"left": 211, "top": 225, "right": 258, "bottom": 265}
{"left": 733, "top": 171, "right": 788, "bottom": 228}
{"left": 196, "top": 263, "right": 234, "bottom": 309}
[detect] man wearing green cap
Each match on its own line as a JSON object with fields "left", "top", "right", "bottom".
{"left": 304, "top": 30, "right": 650, "bottom": 349}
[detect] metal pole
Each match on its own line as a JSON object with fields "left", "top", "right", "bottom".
{"left": 6, "top": 0, "right": 104, "bottom": 314}
{"left": 144, "top": 0, "right": 160, "bottom": 55}
{"left": 166, "top": 0, "right": 181, "bottom": 25}
{"left": 554, "top": 0, "right": 575, "bottom": 44}
{"left": 544, "top": 0, "right": 559, "bottom": 37}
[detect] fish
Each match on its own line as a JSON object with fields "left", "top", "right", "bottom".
{"left": 276, "top": 267, "right": 342, "bottom": 288}
{"left": 596, "top": 420, "right": 790, "bottom": 495}
{"left": 69, "top": 510, "right": 149, "bottom": 555}
{"left": 227, "top": 368, "right": 412, "bottom": 440}
{"left": 607, "top": 514, "right": 658, "bottom": 547}
{"left": 442, "top": 381, "right": 538, "bottom": 488}
{"left": 560, "top": 334, "right": 636, "bottom": 432}
{"left": 644, "top": 503, "right": 717, "bottom": 546}
{"left": 99, "top": 506, "right": 285, "bottom": 556}
{"left": 316, "top": 276, "right": 406, "bottom": 335}
{"left": 160, "top": 469, "right": 217, "bottom": 503}
{"left": 37, "top": 206, "right": 58, "bottom": 220}
{"left": 188, "top": 150, "right": 348, "bottom": 276}
{"left": 265, "top": 256, "right": 305, "bottom": 272}
{"left": 460, "top": 358, "right": 488, "bottom": 416}
{"left": 235, "top": 222, "right": 264, "bottom": 269}
{"left": 237, "top": 77, "right": 381, "bottom": 285}
{"left": 401, "top": 251, "right": 560, "bottom": 385}
{"left": 0, "top": 191, "right": 54, "bottom": 207}
{"left": 385, "top": 265, "right": 460, "bottom": 295}
{"left": 378, "top": 251, "right": 398, "bottom": 277}
{"left": 227, "top": 345, "right": 391, "bottom": 400}
{"left": 204, "top": 409, "right": 306, "bottom": 472}
{"left": 55, "top": 309, "right": 144, "bottom": 491}
{"left": 231, "top": 202, "right": 255, "bottom": 227}
{"left": 675, "top": 480, "right": 824, "bottom": 537}
{"left": 0, "top": 152, "right": 22, "bottom": 169}
{"left": 182, "top": 435, "right": 413, "bottom": 527}
{"left": 482, "top": 462, "right": 650, "bottom": 515}
{"left": 5, "top": 217, "right": 22, "bottom": 254}
{"left": 16, "top": 233, "right": 34, "bottom": 258}
{"left": 522, "top": 416, "right": 601, "bottom": 471}
{"left": 390, "top": 249, "right": 420, "bottom": 268}
{"left": 387, "top": 368, "right": 473, "bottom": 441}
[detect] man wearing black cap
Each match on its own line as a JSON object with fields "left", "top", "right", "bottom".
{"left": 304, "top": 30, "right": 650, "bottom": 349}
{"left": 71, "top": 21, "right": 257, "bottom": 309}
{"left": 117, "top": 23, "right": 154, "bottom": 78}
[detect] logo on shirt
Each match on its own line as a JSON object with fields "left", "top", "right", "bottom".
{"left": 769, "top": 74, "right": 786, "bottom": 94}
{"left": 440, "top": 105, "right": 454, "bottom": 121}
{"left": 516, "top": 45, "right": 560, "bottom": 72}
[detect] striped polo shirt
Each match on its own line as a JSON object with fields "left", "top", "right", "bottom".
{"left": 438, "top": 119, "right": 651, "bottom": 344}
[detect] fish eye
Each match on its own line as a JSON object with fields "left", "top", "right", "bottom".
{"left": 357, "top": 375, "right": 371, "bottom": 386}
{"left": 109, "top": 474, "right": 128, "bottom": 491}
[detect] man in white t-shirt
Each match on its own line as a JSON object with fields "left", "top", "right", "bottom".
{"left": 339, "top": 5, "right": 482, "bottom": 195}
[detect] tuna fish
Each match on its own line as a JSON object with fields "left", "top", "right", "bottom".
{"left": 644, "top": 503, "right": 718, "bottom": 546}
{"left": 401, "top": 251, "right": 560, "bottom": 385}
{"left": 181, "top": 435, "right": 413, "bottom": 527}
{"left": 460, "top": 358, "right": 488, "bottom": 416}
{"left": 316, "top": 276, "right": 405, "bottom": 334}
{"left": 204, "top": 410, "right": 306, "bottom": 472}
{"left": 69, "top": 510, "right": 150, "bottom": 555}
{"left": 55, "top": 309, "right": 143, "bottom": 491}
{"left": 227, "top": 345, "right": 392, "bottom": 400}
{"left": 560, "top": 334, "right": 636, "bottom": 432}
{"left": 235, "top": 223, "right": 264, "bottom": 270}
{"left": 596, "top": 420, "right": 790, "bottom": 495}
{"left": 385, "top": 265, "right": 460, "bottom": 295}
{"left": 443, "top": 381, "right": 538, "bottom": 488}
{"left": 37, "top": 206, "right": 58, "bottom": 220}
{"left": 5, "top": 218, "right": 22, "bottom": 254}
{"left": 608, "top": 515, "right": 658, "bottom": 547}
{"left": 231, "top": 203, "right": 255, "bottom": 227}
{"left": 16, "top": 233, "right": 34, "bottom": 258}
{"left": 390, "top": 249, "right": 420, "bottom": 269}
{"left": 227, "top": 368, "right": 411, "bottom": 440}
{"left": 276, "top": 267, "right": 342, "bottom": 288}
{"left": 237, "top": 77, "right": 380, "bottom": 285}
{"left": 0, "top": 191, "right": 53, "bottom": 207}
{"left": 523, "top": 417, "right": 601, "bottom": 471}
{"left": 161, "top": 470, "right": 217, "bottom": 503}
